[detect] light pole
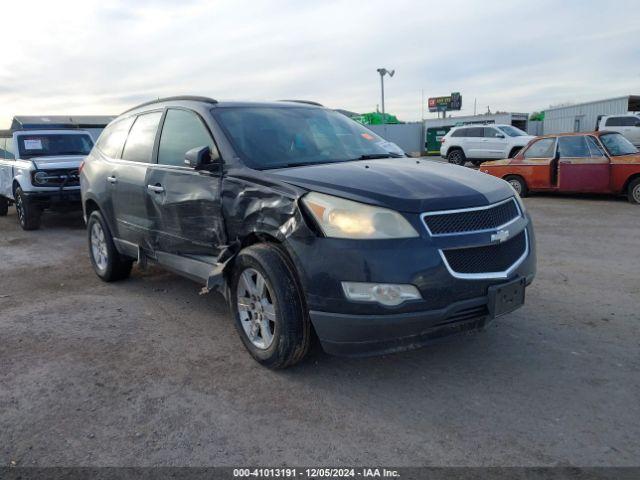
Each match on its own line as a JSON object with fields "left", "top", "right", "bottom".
{"left": 376, "top": 68, "right": 394, "bottom": 124}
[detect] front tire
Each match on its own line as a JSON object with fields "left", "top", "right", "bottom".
{"left": 87, "top": 210, "right": 133, "bottom": 282}
{"left": 447, "top": 149, "right": 466, "bottom": 166}
{"left": 504, "top": 175, "right": 529, "bottom": 197}
{"left": 628, "top": 178, "right": 640, "bottom": 204}
{"left": 0, "top": 196, "right": 8, "bottom": 216}
{"left": 15, "top": 187, "right": 41, "bottom": 230}
{"left": 230, "top": 244, "right": 311, "bottom": 369}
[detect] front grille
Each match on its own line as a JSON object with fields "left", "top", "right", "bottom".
{"left": 32, "top": 169, "right": 80, "bottom": 187}
{"left": 424, "top": 198, "right": 520, "bottom": 235}
{"left": 443, "top": 230, "right": 527, "bottom": 274}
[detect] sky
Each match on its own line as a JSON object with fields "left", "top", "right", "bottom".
{"left": 0, "top": 0, "right": 639, "bottom": 128}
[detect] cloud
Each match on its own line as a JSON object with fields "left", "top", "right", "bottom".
{"left": 0, "top": 0, "right": 639, "bottom": 127}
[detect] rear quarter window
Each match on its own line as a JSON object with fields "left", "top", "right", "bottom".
{"left": 121, "top": 112, "right": 163, "bottom": 163}
{"left": 96, "top": 117, "right": 135, "bottom": 158}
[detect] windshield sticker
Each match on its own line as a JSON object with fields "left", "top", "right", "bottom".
{"left": 361, "top": 133, "right": 374, "bottom": 141}
{"left": 24, "top": 139, "right": 43, "bottom": 150}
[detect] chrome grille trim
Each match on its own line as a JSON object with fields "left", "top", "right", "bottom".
{"left": 421, "top": 197, "right": 522, "bottom": 237}
{"left": 439, "top": 229, "right": 530, "bottom": 280}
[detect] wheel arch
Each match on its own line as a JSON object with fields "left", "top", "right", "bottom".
{"left": 12, "top": 179, "right": 21, "bottom": 196}
{"left": 622, "top": 172, "right": 640, "bottom": 193}
{"left": 446, "top": 145, "right": 464, "bottom": 156}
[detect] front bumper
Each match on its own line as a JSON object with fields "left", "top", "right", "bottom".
{"left": 311, "top": 274, "right": 533, "bottom": 356}
{"left": 282, "top": 211, "right": 536, "bottom": 356}
{"left": 22, "top": 189, "right": 82, "bottom": 210}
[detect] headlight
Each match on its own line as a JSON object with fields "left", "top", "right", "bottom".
{"left": 33, "top": 171, "right": 49, "bottom": 185}
{"left": 302, "top": 192, "right": 419, "bottom": 239}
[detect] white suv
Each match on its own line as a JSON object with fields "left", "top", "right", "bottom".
{"left": 440, "top": 124, "right": 534, "bottom": 166}
{"left": 0, "top": 129, "right": 94, "bottom": 230}
{"left": 596, "top": 114, "right": 640, "bottom": 146}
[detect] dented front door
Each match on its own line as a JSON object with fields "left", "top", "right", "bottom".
{"left": 146, "top": 108, "right": 225, "bottom": 256}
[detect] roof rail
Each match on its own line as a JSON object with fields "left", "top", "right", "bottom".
{"left": 278, "top": 100, "right": 324, "bottom": 107}
{"left": 122, "top": 96, "right": 218, "bottom": 114}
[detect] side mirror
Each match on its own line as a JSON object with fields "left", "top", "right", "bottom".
{"left": 496, "top": 133, "right": 505, "bottom": 139}
{"left": 184, "top": 146, "right": 219, "bottom": 171}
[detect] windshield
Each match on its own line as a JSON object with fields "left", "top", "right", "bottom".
{"left": 212, "top": 107, "right": 404, "bottom": 169}
{"left": 599, "top": 133, "right": 638, "bottom": 156}
{"left": 17, "top": 134, "right": 94, "bottom": 158}
{"left": 497, "top": 125, "right": 528, "bottom": 137}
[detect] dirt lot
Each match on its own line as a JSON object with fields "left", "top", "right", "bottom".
{"left": 0, "top": 195, "right": 639, "bottom": 467}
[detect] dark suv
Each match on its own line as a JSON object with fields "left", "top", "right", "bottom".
{"left": 80, "top": 96, "right": 536, "bottom": 368}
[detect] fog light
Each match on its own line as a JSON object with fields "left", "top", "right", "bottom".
{"left": 341, "top": 282, "right": 421, "bottom": 306}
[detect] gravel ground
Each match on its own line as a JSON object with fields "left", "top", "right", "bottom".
{"left": 0, "top": 195, "right": 639, "bottom": 467}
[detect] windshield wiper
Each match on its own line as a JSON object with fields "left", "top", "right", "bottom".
{"left": 353, "top": 153, "right": 404, "bottom": 160}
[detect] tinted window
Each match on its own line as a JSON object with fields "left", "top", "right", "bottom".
{"left": 451, "top": 128, "right": 467, "bottom": 137}
{"left": 0, "top": 138, "right": 5, "bottom": 159}
{"left": 586, "top": 136, "right": 606, "bottom": 158}
{"left": 600, "top": 133, "right": 639, "bottom": 156}
{"left": 558, "top": 136, "right": 590, "bottom": 158}
{"left": 213, "top": 107, "right": 402, "bottom": 170}
{"left": 605, "top": 116, "right": 639, "bottom": 127}
{"left": 524, "top": 138, "right": 556, "bottom": 159}
{"left": 497, "top": 125, "right": 528, "bottom": 137}
{"left": 158, "top": 109, "right": 218, "bottom": 167}
{"left": 17, "top": 134, "right": 94, "bottom": 158}
{"left": 466, "top": 127, "right": 484, "bottom": 137}
{"left": 122, "top": 112, "right": 163, "bottom": 163}
{"left": 484, "top": 127, "right": 502, "bottom": 138}
{"left": 97, "top": 117, "right": 135, "bottom": 158}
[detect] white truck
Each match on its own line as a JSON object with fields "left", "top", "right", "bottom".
{"left": 0, "top": 129, "right": 94, "bottom": 230}
{"left": 596, "top": 114, "right": 640, "bottom": 146}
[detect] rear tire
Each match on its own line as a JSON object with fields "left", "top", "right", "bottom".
{"left": 230, "top": 243, "right": 311, "bottom": 369}
{"left": 87, "top": 210, "right": 133, "bottom": 282}
{"left": 504, "top": 175, "right": 529, "bottom": 197}
{"left": 447, "top": 149, "right": 466, "bottom": 166}
{"left": 0, "top": 196, "right": 8, "bottom": 216}
{"left": 628, "top": 178, "right": 640, "bottom": 204}
{"left": 15, "top": 187, "right": 41, "bottom": 230}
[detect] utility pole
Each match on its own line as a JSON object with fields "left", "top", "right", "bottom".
{"left": 376, "top": 68, "right": 395, "bottom": 124}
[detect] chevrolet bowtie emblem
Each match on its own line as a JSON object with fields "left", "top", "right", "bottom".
{"left": 491, "top": 229, "right": 510, "bottom": 243}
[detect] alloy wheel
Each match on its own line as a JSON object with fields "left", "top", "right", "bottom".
{"left": 90, "top": 222, "right": 109, "bottom": 271}
{"left": 633, "top": 183, "right": 640, "bottom": 204}
{"left": 15, "top": 194, "right": 25, "bottom": 225}
{"left": 236, "top": 268, "right": 277, "bottom": 349}
{"left": 509, "top": 179, "right": 523, "bottom": 195}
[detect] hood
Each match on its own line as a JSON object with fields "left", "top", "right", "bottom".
{"left": 266, "top": 158, "right": 514, "bottom": 213}
{"left": 30, "top": 155, "right": 85, "bottom": 170}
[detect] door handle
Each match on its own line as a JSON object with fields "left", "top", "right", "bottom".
{"left": 106, "top": 176, "right": 117, "bottom": 184}
{"left": 147, "top": 184, "right": 165, "bottom": 193}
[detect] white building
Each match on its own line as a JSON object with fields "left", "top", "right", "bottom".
{"left": 543, "top": 95, "right": 640, "bottom": 134}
